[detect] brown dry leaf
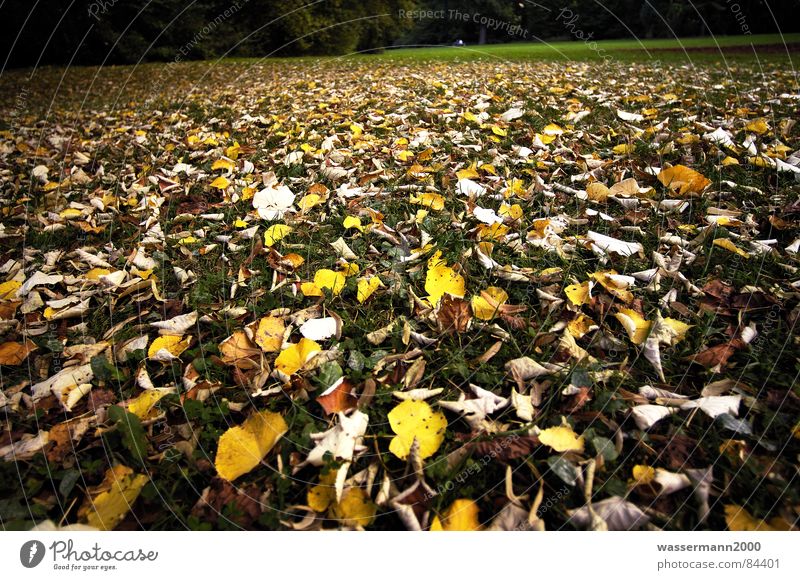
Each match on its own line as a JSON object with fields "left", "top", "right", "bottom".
{"left": 437, "top": 294, "right": 472, "bottom": 333}
{"left": 686, "top": 339, "right": 745, "bottom": 371}
{"left": 219, "top": 330, "right": 261, "bottom": 367}
{"left": 0, "top": 339, "right": 37, "bottom": 365}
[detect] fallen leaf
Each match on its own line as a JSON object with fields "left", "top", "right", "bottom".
{"left": 78, "top": 465, "right": 148, "bottom": 530}
{"left": 254, "top": 316, "right": 285, "bottom": 352}
{"left": 214, "top": 410, "right": 288, "bottom": 481}
{"left": 425, "top": 251, "right": 466, "bottom": 306}
{"left": 388, "top": 400, "right": 447, "bottom": 460}
{"left": 316, "top": 378, "right": 357, "bottom": 415}
{"left": 538, "top": 424, "right": 584, "bottom": 453}
{"left": 430, "top": 499, "right": 481, "bottom": 531}
{"left": 658, "top": 165, "right": 711, "bottom": 195}
{"left": 274, "top": 338, "right": 321, "bottom": 376}
{"left": 330, "top": 487, "right": 376, "bottom": 528}
{"left": 0, "top": 340, "right": 37, "bottom": 366}
{"left": 471, "top": 287, "right": 509, "bottom": 320}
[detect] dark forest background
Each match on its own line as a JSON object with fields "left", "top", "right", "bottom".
{"left": 2, "top": 0, "right": 797, "bottom": 68}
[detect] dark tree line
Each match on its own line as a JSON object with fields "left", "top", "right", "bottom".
{"left": 403, "top": 0, "right": 799, "bottom": 46}
{"left": 1, "top": 0, "right": 796, "bottom": 68}
{"left": 0, "top": 0, "right": 416, "bottom": 68}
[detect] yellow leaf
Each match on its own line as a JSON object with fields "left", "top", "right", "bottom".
{"left": 613, "top": 143, "right": 634, "bottom": 155}
{"left": 301, "top": 282, "right": 323, "bottom": 297}
{"left": 330, "top": 487, "right": 376, "bottom": 528}
{"left": 264, "top": 224, "right": 292, "bottom": 247}
{"left": 85, "top": 268, "right": 112, "bottom": 280}
{"left": 283, "top": 253, "right": 305, "bottom": 269}
{"left": 210, "top": 176, "right": 230, "bottom": 190}
{"left": 744, "top": 119, "right": 769, "bottom": 134}
{"left": 212, "top": 158, "right": 235, "bottom": 172}
{"left": 498, "top": 203, "right": 522, "bottom": 220}
{"left": 147, "top": 335, "right": 191, "bottom": 359}
{"left": 631, "top": 464, "right": 656, "bottom": 485}
{"left": 225, "top": 143, "right": 240, "bottom": 159}
{"left": 724, "top": 505, "right": 784, "bottom": 531}
{"left": 430, "top": 499, "right": 481, "bottom": 531}
{"left": 298, "top": 193, "right": 324, "bottom": 211}
{"left": 274, "top": 338, "right": 321, "bottom": 376}
{"left": 586, "top": 181, "right": 611, "bottom": 203}
{"left": 307, "top": 470, "right": 337, "bottom": 512}
{"left": 0, "top": 280, "right": 21, "bottom": 300}
{"left": 614, "top": 308, "right": 652, "bottom": 345}
{"left": 568, "top": 313, "right": 596, "bottom": 339}
{"left": 343, "top": 216, "right": 365, "bottom": 232}
{"left": 476, "top": 223, "right": 508, "bottom": 241}
{"left": 713, "top": 238, "right": 750, "bottom": 259}
{"left": 215, "top": 410, "right": 288, "bottom": 481}
{"left": 490, "top": 125, "right": 507, "bottom": 137}
{"left": 59, "top": 207, "right": 83, "bottom": 220}
{"left": 410, "top": 192, "right": 445, "bottom": 211}
{"left": 126, "top": 389, "right": 170, "bottom": 420}
{"left": 538, "top": 424, "right": 584, "bottom": 453}
{"left": 503, "top": 178, "right": 527, "bottom": 198}
{"left": 542, "top": 123, "right": 564, "bottom": 136}
{"left": 590, "top": 270, "right": 634, "bottom": 303}
{"left": 721, "top": 156, "right": 740, "bottom": 166}
{"left": 388, "top": 400, "right": 447, "bottom": 460}
{"left": 314, "top": 269, "right": 347, "bottom": 296}
{"left": 357, "top": 276, "right": 382, "bottom": 303}
{"left": 661, "top": 317, "right": 691, "bottom": 344}
{"left": 462, "top": 111, "right": 478, "bottom": 123}
{"left": 79, "top": 465, "right": 148, "bottom": 530}
{"left": 471, "top": 287, "right": 508, "bottom": 320}
{"left": 657, "top": 165, "right": 711, "bottom": 196}
{"left": 254, "top": 316, "right": 285, "bottom": 352}
{"left": 339, "top": 262, "right": 359, "bottom": 277}
{"left": 425, "top": 251, "right": 466, "bottom": 306}
{"left": 564, "top": 281, "right": 591, "bottom": 306}
{"left": 395, "top": 149, "right": 414, "bottom": 162}
{"left": 456, "top": 165, "right": 480, "bottom": 180}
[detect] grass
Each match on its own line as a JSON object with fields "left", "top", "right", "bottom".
{"left": 355, "top": 33, "right": 800, "bottom": 63}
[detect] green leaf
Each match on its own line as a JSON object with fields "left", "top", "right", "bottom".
{"left": 59, "top": 469, "right": 80, "bottom": 499}
{"left": 547, "top": 455, "right": 578, "bottom": 486}
{"left": 90, "top": 354, "right": 125, "bottom": 382}
{"left": 107, "top": 406, "right": 147, "bottom": 461}
{"left": 591, "top": 436, "right": 619, "bottom": 462}
{"left": 315, "top": 362, "right": 343, "bottom": 390}
{"left": 347, "top": 350, "right": 366, "bottom": 372}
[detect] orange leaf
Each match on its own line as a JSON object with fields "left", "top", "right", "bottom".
{"left": 316, "top": 378, "right": 357, "bottom": 415}
{"left": 0, "top": 340, "right": 37, "bottom": 366}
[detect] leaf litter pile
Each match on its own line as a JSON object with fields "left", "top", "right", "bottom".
{"left": 1, "top": 59, "right": 799, "bottom": 531}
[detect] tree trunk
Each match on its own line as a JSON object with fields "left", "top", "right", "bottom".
{"left": 479, "top": 25, "right": 487, "bottom": 45}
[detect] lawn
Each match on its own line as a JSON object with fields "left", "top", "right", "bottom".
{"left": 368, "top": 33, "right": 800, "bottom": 62}
{"left": 0, "top": 38, "right": 798, "bottom": 532}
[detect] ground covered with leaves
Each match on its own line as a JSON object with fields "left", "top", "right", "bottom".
{"left": 1, "top": 56, "right": 799, "bottom": 531}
